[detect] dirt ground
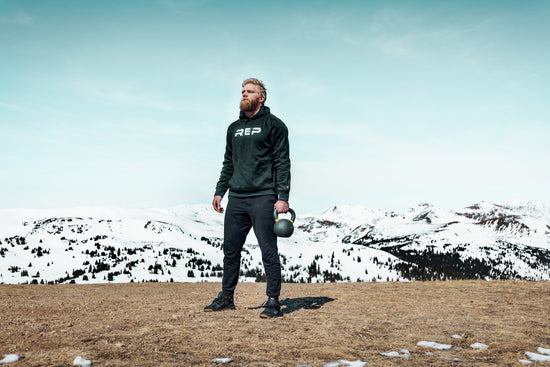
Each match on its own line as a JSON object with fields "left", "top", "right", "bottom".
{"left": 1, "top": 280, "right": 549, "bottom": 366}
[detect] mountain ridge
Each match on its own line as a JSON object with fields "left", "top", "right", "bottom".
{"left": 1, "top": 200, "right": 549, "bottom": 284}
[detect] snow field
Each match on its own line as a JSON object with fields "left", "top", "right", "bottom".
{"left": 208, "top": 339, "right": 550, "bottom": 365}
{"left": 1, "top": 205, "right": 409, "bottom": 284}
{"left": 2, "top": 200, "right": 550, "bottom": 285}
{"left": 3, "top": 338, "right": 549, "bottom": 365}
{"left": 379, "top": 336, "right": 550, "bottom": 365}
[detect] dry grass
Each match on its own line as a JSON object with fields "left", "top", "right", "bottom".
{"left": 1, "top": 280, "right": 549, "bottom": 366}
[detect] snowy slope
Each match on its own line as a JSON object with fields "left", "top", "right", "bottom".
{"left": 344, "top": 201, "right": 550, "bottom": 280}
{"left": 1, "top": 201, "right": 549, "bottom": 284}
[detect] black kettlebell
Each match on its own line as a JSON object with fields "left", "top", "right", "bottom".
{"left": 273, "top": 208, "right": 296, "bottom": 237}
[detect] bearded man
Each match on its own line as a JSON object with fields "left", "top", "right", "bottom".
{"left": 205, "top": 78, "right": 291, "bottom": 318}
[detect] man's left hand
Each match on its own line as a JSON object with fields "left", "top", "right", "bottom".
{"left": 274, "top": 200, "right": 289, "bottom": 214}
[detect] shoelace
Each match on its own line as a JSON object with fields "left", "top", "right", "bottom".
{"left": 213, "top": 296, "right": 231, "bottom": 306}
{"left": 261, "top": 299, "right": 278, "bottom": 308}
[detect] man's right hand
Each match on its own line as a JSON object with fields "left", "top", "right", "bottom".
{"left": 212, "top": 195, "right": 224, "bottom": 213}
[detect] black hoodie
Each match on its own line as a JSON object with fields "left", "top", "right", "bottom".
{"left": 214, "top": 105, "right": 290, "bottom": 201}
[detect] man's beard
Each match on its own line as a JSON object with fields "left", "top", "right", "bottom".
{"left": 240, "top": 96, "right": 261, "bottom": 112}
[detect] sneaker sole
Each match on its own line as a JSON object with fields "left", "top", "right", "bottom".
{"left": 259, "top": 312, "right": 282, "bottom": 319}
{"left": 204, "top": 307, "right": 236, "bottom": 312}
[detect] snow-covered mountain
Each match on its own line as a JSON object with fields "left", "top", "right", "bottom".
{"left": 1, "top": 201, "right": 549, "bottom": 285}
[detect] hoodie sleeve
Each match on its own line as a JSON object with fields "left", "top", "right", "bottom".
{"left": 271, "top": 119, "right": 291, "bottom": 201}
{"left": 214, "top": 127, "right": 234, "bottom": 197}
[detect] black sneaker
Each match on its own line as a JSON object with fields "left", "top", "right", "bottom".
{"left": 204, "top": 292, "right": 235, "bottom": 312}
{"left": 259, "top": 297, "right": 283, "bottom": 318}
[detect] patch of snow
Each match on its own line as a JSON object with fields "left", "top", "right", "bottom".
{"left": 211, "top": 358, "right": 234, "bottom": 364}
{"left": 451, "top": 334, "right": 462, "bottom": 339}
{"left": 470, "top": 342, "right": 489, "bottom": 349}
{"left": 0, "top": 354, "right": 22, "bottom": 364}
{"left": 417, "top": 341, "right": 453, "bottom": 350}
{"left": 73, "top": 356, "right": 92, "bottom": 366}
{"left": 321, "top": 360, "right": 368, "bottom": 367}
{"left": 526, "top": 351, "right": 550, "bottom": 362}
{"left": 538, "top": 347, "right": 550, "bottom": 355}
{"left": 380, "top": 349, "right": 410, "bottom": 358}
{"left": 519, "top": 359, "right": 533, "bottom": 364}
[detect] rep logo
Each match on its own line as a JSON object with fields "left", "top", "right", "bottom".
{"left": 235, "top": 127, "right": 261, "bottom": 137}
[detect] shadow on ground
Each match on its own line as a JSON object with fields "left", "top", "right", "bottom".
{"left": 280, "top": 296, "right": 335, "bottom": 314}
{"left": 248, "top": 296, "right": 335, "bottom": 313}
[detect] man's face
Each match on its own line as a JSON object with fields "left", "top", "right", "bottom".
{"left": 240, "top": 83, "right": 264, "bottom": 112}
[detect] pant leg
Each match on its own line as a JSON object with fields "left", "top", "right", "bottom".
{"left": 222, "top": 197, "right": 252, "bottom": 297}
{"left": 249, "top": 195, "right": 281, "bottom": 298}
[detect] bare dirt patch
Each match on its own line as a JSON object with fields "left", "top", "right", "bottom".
{"left": 1, "top": 280, "right": 549, "bottom": 366}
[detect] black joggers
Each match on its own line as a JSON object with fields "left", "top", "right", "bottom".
{"left": 222, "top": 195, "right": 281, "bottom": 298}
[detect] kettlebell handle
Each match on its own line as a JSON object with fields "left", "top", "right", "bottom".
{"left": 273, "top": 208, "right": 296, "bottom": 223}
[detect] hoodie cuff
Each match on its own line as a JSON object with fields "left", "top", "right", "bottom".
{"left": 277, "top": 193, "right": 289, "bottom": 201}
{"left": 214, "top": 189, "right": 226, "bottom": 198}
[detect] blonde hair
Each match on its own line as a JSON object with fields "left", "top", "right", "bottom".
{"left": 242, "top": 78, "right": 266, "bottom": 102}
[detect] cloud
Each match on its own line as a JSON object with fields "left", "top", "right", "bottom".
{"left": 0, "top": 101, "right": 29, "bottom": 112}
{"left": 367, "top": 8, "right": 426, "bottom": 58}
{"left": 0, "top": 13, "right": 33, "bottom": 25}
{"left": 367, "top": 7, "right": 501, "bottom": 62}
{"left": 69, "top": 79, "right": 176, "bottom": 111}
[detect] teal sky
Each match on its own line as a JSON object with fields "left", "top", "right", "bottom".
{"left": 1, "top": 0, "right": 549, "bottom": 214}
